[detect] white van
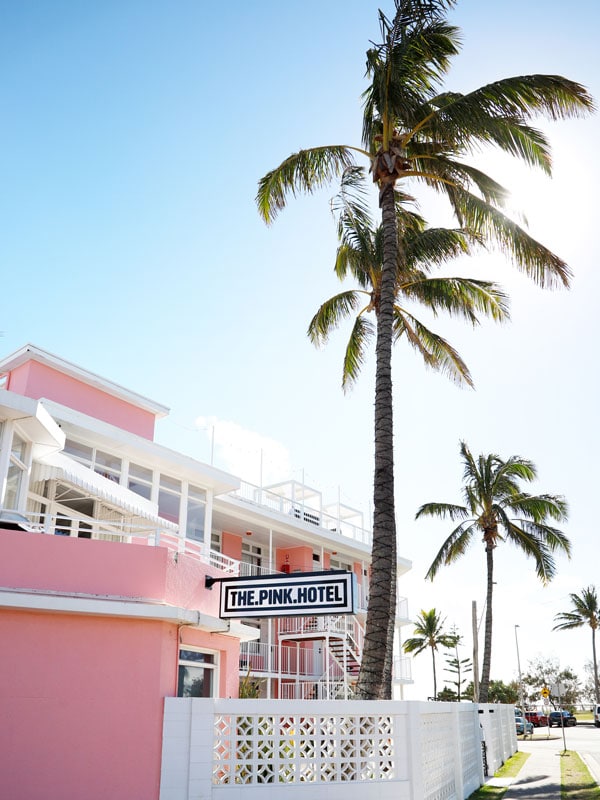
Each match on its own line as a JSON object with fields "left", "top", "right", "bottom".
{"left": 594, "top": 704, "right": 600, "bottom": 728}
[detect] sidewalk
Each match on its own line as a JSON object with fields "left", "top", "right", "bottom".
{"left": 486, "top": 743, "right": 561, "bottom": 799}
{"left": 485, "top": 740, "right": 600, "bottom": 798}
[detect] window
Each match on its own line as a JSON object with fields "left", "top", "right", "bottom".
{"left": 64, "top": 439, "right": 93, "bottom": 466}
{"left": 94, "top": 450, "right": 121, "bottom": 483}
{"left": 128, "top": 463, "right": 153, "bottom": 500}
{"left": 242, "top": 542, "right": 262, "bottom": 574}
{"left": 4, "top": 431, "right": 28, "bottom": 510}
{"left": 330, "top": 556, "right": 353, "bottom": 572}
{"left": 158, "top": 474, "right": 182, "bottom": 523}
{"left": 186, "top": 484, "right": 206, "bottom": 541}
{"left": 63, "top": 440, "right": 121, "bottom": 483}
{"left": 177, "top": 649, "right": 217, "bottom": 697}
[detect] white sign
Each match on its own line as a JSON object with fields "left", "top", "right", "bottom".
{"left": 214, "top": 570, "right": 357, "bottom": 619}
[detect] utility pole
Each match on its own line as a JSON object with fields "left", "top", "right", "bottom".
{"left": 472, "top": 600, "right": 480, "bottom": 703}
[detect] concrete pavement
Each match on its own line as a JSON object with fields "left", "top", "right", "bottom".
{"left": 484, "top": 736, "right": 600, "bottom": 798}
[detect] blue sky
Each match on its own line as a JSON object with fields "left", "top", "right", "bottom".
{"left": 2, "top": 0, "right": 600, "bottom": 700}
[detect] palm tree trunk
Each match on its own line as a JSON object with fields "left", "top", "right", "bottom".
{"left": 431, "top": 645, "right": 437, "bottom": 700}
{"left": 356, "top": 179, "right": 398, "bottom": 700}
{"left": 479, "top": 542, "right": 495, "bottom": 703}
{"left": 592, "top": 627, "right": 599, "bottom": 704}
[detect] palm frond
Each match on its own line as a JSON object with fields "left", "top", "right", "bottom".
{"left": 308, "top": 291, "right": 367, "bottom": 346}
{"left": 332, "top": 166, "right": 374, "bottom": 235}
{"left": 502, "top": 518, "right": 558, "bottom": 583}
{"left": 554, "top": 587, "right": 599, "bottom": 631}
{"left": 394, "top": 309, "right": 474, "bottom": 386}
{"left": 446, "top": 187, "right": 571, "bottom": 288}
{"left": 415, "top": 501, "right": 468, "bottom": 521}
{"left": 452, "top": 74, "right": 595, "bottom": 124}
{"left": 505, "top": 493, "right": 568, "bottom": 523}
{"left": 425, "top": 520, "right": 478, "bottom": 580}
{"left": 256, "top": 146, "right": 361, "bottom": 224}
{"left": 400, "top": 275, "right": 510, "bottom": 324}
{"left": 342, "top": 315, "right": 376, "bottom": 391}
{"left": 553, "top": 611, "right": 585, "bottom": 631}
{"left": 403, "top": 225, "right": 475, "bottom": 268}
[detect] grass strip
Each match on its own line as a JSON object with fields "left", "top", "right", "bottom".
{"left": 560, "top": 751, "right": 600, "bottom": 799}
{"left": 467, "top": 751, "right": 530, "bottom": 799}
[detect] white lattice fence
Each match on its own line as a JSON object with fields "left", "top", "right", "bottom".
{"left": 214, "top": 712, "right": 395, "bottom": 785}
{"left": 160, "top": 699, "right": 512, "bottom": 800}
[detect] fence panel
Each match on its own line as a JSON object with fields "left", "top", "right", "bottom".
{"left": 160, "top": 698, "right": 514, "bottom": 800}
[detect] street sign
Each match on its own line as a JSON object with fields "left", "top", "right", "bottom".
{"left": 541, "top": 687, "right": 550, "bottom": 698}
{"left": 551, "top": 682, "right": 567, "bottom": 696}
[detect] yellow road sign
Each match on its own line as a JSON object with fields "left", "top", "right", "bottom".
{"left": 541, "top": 687, "right": 550, "bottom": 698}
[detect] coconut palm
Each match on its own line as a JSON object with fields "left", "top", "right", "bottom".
{"left": 257, "top": 0, "right": 592, "bottom": 700}
{"left": 554, "top": 586, "right": 600, "bottom": 703}
{"left": 309, "top": 167, "right": 509, "bottom": 391}
{"left": 417, "top": 441, "right": 570, "bottom": 702}
{"left": 403, "top": 608, "right": 456, "bottom": 700}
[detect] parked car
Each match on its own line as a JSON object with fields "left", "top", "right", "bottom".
{"left": 594, "top": 704, "right": 600, "bottom": 728}
{"left": 525, "top": 711, "right": 548, "bottom": 727}
{"left": 0, "top": 510, "right": 42, "bottom": 532}
{"left": 515, "top": 716, "right": 534, "bottom": 736}
{"left": 548, "top": 710, "right": 577, "bottom": 727}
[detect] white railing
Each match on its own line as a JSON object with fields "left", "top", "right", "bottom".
{"left": 393, "top": 656, "right": 413, "bottom": 682}
{"left": 278, "top": 676, "right": 347, "bottom": 700}
{"left": 160, "top": 699, "right": 516, "bottom": 800}
{"left": 239, "top": 642, "right": 277, "bottom": 674}
{"left": 278, "top": 613, "right": 364, "bottom": 653}
{"left": 397, "top": 595, "right": 409, "bottom": 621}
{"left": 229, "top": 481, "right": 372, "bottom": 546}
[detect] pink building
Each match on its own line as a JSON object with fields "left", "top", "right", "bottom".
{"left": 0, "top": 344, "right": 412, "bottom": 800}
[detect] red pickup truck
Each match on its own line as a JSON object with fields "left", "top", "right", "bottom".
{"left": 524, "top": 711, "right": 548, "bottom": 727}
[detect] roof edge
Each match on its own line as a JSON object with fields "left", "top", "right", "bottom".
{"left": 0, "top": 344, "right": 170, "bottom": 418}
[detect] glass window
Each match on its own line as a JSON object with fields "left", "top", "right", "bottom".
{"left": 128, "top": 463, "right": 153, "bottom": 500}
{"left": 158, "top": 474, "right": 181, "bottom": 523}
{"left": 4, "top": 430, "right": 28, "bottom": 509}
{"left": 4, "top": 462, "right": 22, "bottom": 509}
{"left": 177, "top": 649, "right": 217, "bottom": 698}
{"left": 11, "top": 432, "right": 27, "bottom": 463}
{"left": 186, "top": 484, "right": 206, "bottom": 541}
{"left": 64, "top": 439, "right": 93, "bottom": 465}
{"left": 160, "top": 475, "right": 181, "bottom": 493}
{"left": 95, "top": 450, "right": 121, "bottom": 481}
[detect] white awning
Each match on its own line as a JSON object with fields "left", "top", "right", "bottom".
{"left": 34, "top": 452, "right": 177, "bottom": 528}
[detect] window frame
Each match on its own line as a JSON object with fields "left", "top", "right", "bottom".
{"left": 177, "top": 647, "right": 219, "bottom": 698}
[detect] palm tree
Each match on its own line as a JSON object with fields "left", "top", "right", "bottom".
{"left": 417, "top": 441, "right": 570, "bottom": 702}
{"left": 554, "top": 586, "right": 600, "bottom": 704}
{"left": 309, "top": 167, "right": 509, "bottom": 391}
{"left": 403, "top": 608, "right": 456, "bottom": 700}
{"left": 257, "top": 0, "right": 592, "bottom": 700}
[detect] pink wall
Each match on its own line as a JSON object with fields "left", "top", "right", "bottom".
{"left": 221, "top": 531, "right": 242, "bottom": 561}
{"left": 7, "top": 360, "right": 157, "bottom": 439}
{"left": 0, "top": 610, "right": 174, "bottom": 800}
{"left": 276, "top": 545, "right": 313, "bottom": 573}
{"left": 0, "top": 530, "right": 170, "bottom": 599}
{"left": 0, "top": 532, "right": 245, "bottom": 798}
{"left": 0, "top": 530, "right": 226, "bottom": 618}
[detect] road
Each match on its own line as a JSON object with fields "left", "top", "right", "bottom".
{"left": 521, "top": 720, "right": 600, "bottom": 781}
